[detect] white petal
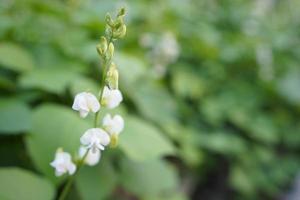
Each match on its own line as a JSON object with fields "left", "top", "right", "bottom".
{"left": 86, "top": 93, "right": 100, "bottom": 113}
{"left": 67, "top": 163, "right": 76, "bottom": 175}
{"left": 95, "top": 128, "right": 110, "bottom": 146}
{"left": 79, "top": 147, "right": 101, "bottom": 166}
{"left": 102, "top": 86, "right": 110, "bottom": 99}
{"left": 107, "top": 90, "right": 123, "bottom": 109}
{"left": 79, "top": 110, "right": 89, "bottom": 118}
{"left": 102, "top": 114, "right": 112, "bottom": 127}
{"left": 113, "top": 115, "right": 124, "bottom": 134}
{"left": 72, "top": 92, "right": 89, "bottom": 111}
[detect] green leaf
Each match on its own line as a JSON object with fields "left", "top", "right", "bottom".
{"left": 0, "top": 98, "right": 31, "bottom": 134}
{"left": 76, "top": 157, "right": 117, "bottom": 200}
{"left": 277, "top": 69, "right": 300, "bottom": 105}
{"left": 0, "top": 167, "right": 55, "bottom": 200}
{"left": 25, "top": 103, "right": 90, "bottom": 183}
{"left": 119, "top": 116, "right": 175, "bottom": 161}
{"left": 0, "top": 43, "right": 35, "bottom": 72}
{"left": 132, "top": 81, "right": 178, "bottom": 126}
{"left": 19, "top": 68, "right": 81, "bottom": 94}
{"left": 120, "top": 158, "right": 178, "bottom": 197}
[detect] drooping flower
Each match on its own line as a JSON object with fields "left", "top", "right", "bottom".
{"left": 72, "top": 92, "right": 100, "bottom": 118}
{"left": 50, "top": 148, "right": 76, "bottom": 177}
{"left": 102, "top": 114, "right": 124, "bottom": 136}
{"left": 78, "top": 146, "right": 101, "bottom": 166}
{"left": 101, "top": 86, "right": 123, "bottom": 109}
{"left": 80, "top": 128, "right": 110, "bottom": 152}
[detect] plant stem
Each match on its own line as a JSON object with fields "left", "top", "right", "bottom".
{"left": 93, "top": 36, "right": 113, "bottom": 128}
{"left": 58, "top": 149, "right": 90, "bottom": 200}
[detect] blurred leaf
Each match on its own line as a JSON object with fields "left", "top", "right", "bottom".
{"left": 19, "top": 68, "right": 81, "bottom": 94}
{"left": 132, "top": 81, "right": 178, "bottom": 126}
{"left": 25, "top": 104, "right": 90, "bottom": 183}
{"left": 198, "top": 132, "right": 246, "bottom": 155}
{"left": 230, "top": 166, "right": 255, "bottom": 195}
{"left": 120, "top": 158, "right": 178, "bottom": 197}
{"left": 277, "top": 68, "right": 300, "bottom": 105}
{"left": 119, "top": 116, "right": 175, "bottom": 161}
{"left": 0, "top": 98, "right": 31, "bottom": 134}
{"left": 172, "top": 66, "right": 205, "bottom": 99}
{"left": 0, "top": 167, "right": 55, "bottom": 200}
{"left": 70, "top": 76, "right": 99, "bottom": 96}
{"left": 0, "top": 43, "right": 35, "bottom": 72}
{"left": 76, "top": 157, "right": 117, "bottom": 200}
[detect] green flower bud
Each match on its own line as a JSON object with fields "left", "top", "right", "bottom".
{"left": 114, "top": 16, "right": 124, "bottom": 29}
{"left": 113, "top": 24, "right": 126, "bottom": 39}
{"left": 110, "top": 134, "right": 119, "bottom": 148}
{"left": 106, "top": 62, "right": 119, "bottom": 89}
{"left": 117, "top": 7, "right": 126, "bottom": 17}
{"left": 106, "top": 42, "right": 114, "bottom": 60}
{"left": 105, "top": 13, "right": 114, "bottom": 27}
{"left": 96, "top": 36, "right": 108, "bottom": 56}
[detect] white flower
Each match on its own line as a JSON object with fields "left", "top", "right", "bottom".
{"left": 50, "top": 149, "right": 76, "bottom": 177}
{"left": 79, "top": 146, "right": 101, "bottom": 166}
{"left": 80, "top": 128, "right": 110, "bottom": 152}
{"left": 72, "top": 92, "right": 100, "bottom": 118}
{"left": 101, "top": 86, "right": 123, "bottom": 109}
{"left": 102, "top": 114, "right": 124, "bottom": 136}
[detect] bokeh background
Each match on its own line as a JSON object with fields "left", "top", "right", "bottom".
{"left": 0, "top": 0, "right": 300, "bottom": 199}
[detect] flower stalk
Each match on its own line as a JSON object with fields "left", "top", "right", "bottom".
{"left": 51, "top": 7, "right": 127, "bottom": 200}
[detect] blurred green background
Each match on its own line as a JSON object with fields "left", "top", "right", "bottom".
{"left": 0, "top": 0, "right": 300, "bottom": 199}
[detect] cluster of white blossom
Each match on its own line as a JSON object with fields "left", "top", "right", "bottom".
{"left": 50, "top": 8, "right": 126, "bottom": 177}
{"left": 51, "top": 88, "right": 124, "bottom": 176}
{"left": 140, "top": 31, "right": 180, "bottom": 78}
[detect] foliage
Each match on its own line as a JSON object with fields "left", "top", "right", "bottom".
{"left": 0, "top": 0, "right": 300, "bottom": 199}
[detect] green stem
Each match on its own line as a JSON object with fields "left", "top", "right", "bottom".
{"left": 94, "top": 36, "right": 113, "bottom": 128}
{"left": 58, "top": 149, "right": 90, "bottom": 200}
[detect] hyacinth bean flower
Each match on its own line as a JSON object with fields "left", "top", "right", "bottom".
{"left": 101, "top": 86, "right": 123, "bottom": 109}
{"left": 102, "top": 114, "right": 124, "bottom": 136}
{"left": 72, "top": 92, "right": 100, "bottom": 118}
{"left": 80, "top": 128, "right": 110, "bottom": 152}
{"left": 50, "top": 148, "right": 76, "bottom": 177}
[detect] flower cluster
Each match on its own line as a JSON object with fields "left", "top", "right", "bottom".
{"left": 50, "top": 8, "right": 127, "bottom": 178}
{"left": 140, "top": 31, "right": 180, "bottom": 78}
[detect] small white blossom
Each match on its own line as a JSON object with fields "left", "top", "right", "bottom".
{"left": 79, "top": 146, "right": 101, "bottom": 166}
{"left": 101, "top": 86, "right": 123, "bottom": 109}
{"left": 102, "top": 114, "right": 124, "bottom": 136}
{"left": 80, "top": 128, "right": 110, "bottom": 152}
{"left": 72, "top": 92, "right": 100, "bottom": 118}
{"left": 50, "top": 149, "right": 76, "bottom": 177}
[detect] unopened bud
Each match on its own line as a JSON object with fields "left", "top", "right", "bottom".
{"left": 110, "top": 134, "right": 119, "bottom": 148}
{"left": 106, "top": 42, "right": 114, "bottom": 60}
{"left": 105, "top": 14, "right": 114, "bottom": 27}
{"left": 113, "top": 24, "right": 126, "bottom": 39}
{"left": 106, "top": 62, "right": 119, "bottom": 89}
{"left": 96, "top": 36, "right": 108, "bottom": 55}
{"left": 117, "top": 8, "right": 126, "bottom": 17}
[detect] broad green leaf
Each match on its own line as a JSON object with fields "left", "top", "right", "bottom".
{"left": 0, "top": 43, "right": 35, "bottom": 72}
{"left": 120, "top": 158, "right": 178, "bottom": 197}
{"left": 119, "top": 116, "right": 175, "bottom": 161}
{"left": 0, "top": 98, "right": 31, "bottom": 134}
{"left": 0, "top": 167, "right": 55, "bottom": 200}
{"left": 70, "top": 76, "right": 99, "bottom": 96}
{"left": 19, "top": 68, "right": 81, "bottom": 94}
{"left": 76, "top": 157, "right": 117, "bottom": 200}
{"left": 132, "top": 81, "right": 178, "bottom": 126}
{"left": 25, "top": 103, "right": 90, "bottom": 182}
